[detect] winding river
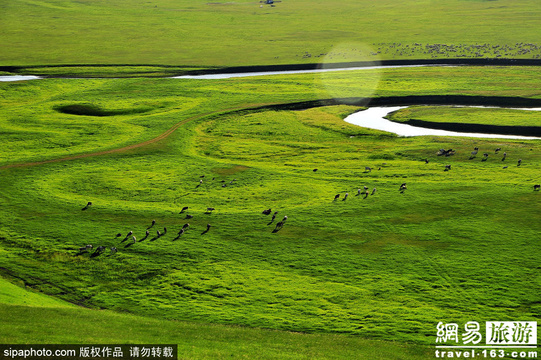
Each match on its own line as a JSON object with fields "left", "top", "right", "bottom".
{"left": 2, "top": 66, "right": 540, "bottom": 140}
{"left": 344, "top": 106, "right": 541, "bottom": 140}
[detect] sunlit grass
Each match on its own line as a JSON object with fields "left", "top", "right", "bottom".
{"left": 1, "top": 0, "right": 541, "bottom": 66}
{"left": 0, "top": 66, "right": 540, "bottom": 357}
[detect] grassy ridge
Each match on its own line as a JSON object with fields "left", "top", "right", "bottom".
{"left": 389, "top": 106, "right": 541, "bottom": 127}
{"left": 0, "top": 304, "right": 432, "bottom": 359}
{"left": 1, "top": 0, "right": 541, "bottom": 66}
{"left": 0, "top": 271, "right": 433, "bottom": 359}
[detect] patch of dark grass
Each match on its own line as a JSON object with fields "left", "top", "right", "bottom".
{"left": 55, "top": 103, "right": 152, "bottom": 117}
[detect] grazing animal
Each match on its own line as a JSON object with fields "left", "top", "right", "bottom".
{"left": 365, "top": 166, "right": 372, "bottom": 172}
{"left": 334, "top": 194, "right": 340, "bottom": 201}
{"left": 495, "top": 148, "right": 501, "bottom": 153}
{"left": 206, "top": 207, "right": 215, "bottom": 213}
{"left": 199, "top": 179, "right": 203, "bottom": 184}
{"left": 180, "top": 206, "right": 188, "bottom": 213}
{"left": 437, "top": 149, "right": 455, "bottom": 157}
{"left": 132, "top": 236, "right": 136, "bottom": 243}
{"left": 400, "top": 183, "right": 407, "bottom": 191}
{"left": 273, "top": 221, "right": 284, "bottom": 233}
{"left": 116, "top": 233, "right": 122, "bottom": 238}
{"left": 424, "top": 159, "right": 429, "bottom": 164}
{"left": 82, "top": 201, "right": 93, "bottom": 210}
{"left": 157, "top": 230, "right": 161, "bottom": 237}
{"left": 270, "top": 213, "right": 277, "bottom": 223}
{"left": 343, "top": 193, "right": 348, "bottom": 201}
{"left": 371, "top": 188, "right": 377, "bottom": 195}
{"left": 163, "top": 227, "right": 167, "bottom": 235}
{"left": 178, "top": 229, "right": 185, "bottom": 236}
{"left": 313, "top": 168, "right": 318, "bottom": 172}
{"left": 206, "top": 224, "right": 211, "bottom": 231}
{"left": 357, "top": 188, "right": 361, "bottom": 196}
{"left": 110, "top": 247, "right": 117, "bottom": 254}
{"left": 534, "top": 184, "right": 540, "bottom": 191}
{"left": 469, "top": 147, "right": 479, "bottom": 159}
{"left": 282, "top": 216, "right": 288, "bottom": 222}
{"left": 503, "top": 166, "right": 508, "bottom": 169}
{"left": 96, "top": 246, "right": 106, "bottom": 252}
{"left": 186, "top": 214, "right": 194, "bottom": 219}
{"left": 444, "top": 165, "right": 451, "bottom": 171}
{"left": 517, "top": 159, "right": 522, "bottom": 166}
{"left": 200, "top": 175, "right": 205, "bottom": 178}
{"left": 79, "top": 244, "right": 92, "bottom": 252}
{"left": 262, "top": 209, "right": 272, "bottom": 215}
{"left": 222, "top": 184, "right": 227, "bottom": 188}
{"left": 182, "top": 223, "right": 190, "bottom": 230}
{"left": 127, "top": 231, "right": 133, "bottom": 237}
{"left": 502, "top": 152, "right": 507, "bottom": 161}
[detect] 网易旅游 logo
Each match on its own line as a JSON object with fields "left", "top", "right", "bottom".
{"left": 436, "top": 321, "right": 537, "bottom": 346}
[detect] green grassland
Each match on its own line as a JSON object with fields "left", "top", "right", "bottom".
{"left": 0, "top": 64, "right": 540, "bottom": 358}
{"left": 1, "top": 0, "right": 541, "bottom": 67}
{"left": 389, "top": 106, "right": 541, "bottom": 127}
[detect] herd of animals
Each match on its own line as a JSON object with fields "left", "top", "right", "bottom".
{"left": 77, "top": 146, "right": 540, "bottom": 257}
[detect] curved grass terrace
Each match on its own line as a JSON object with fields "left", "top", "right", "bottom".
{"left": 0, "top": 64, "right": 540, "bottom": 358}
{"left": 386, "top": 106, "right": 541, "bottom": 137}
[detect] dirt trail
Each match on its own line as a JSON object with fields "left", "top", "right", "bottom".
{"left": 0, "top": 102, "right": 278, "bottom": 170}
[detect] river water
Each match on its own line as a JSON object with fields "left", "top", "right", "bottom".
{"left": 171, "top": 65, "right": 432, "bottom": 79}
{"left": 0, "top": 75, "right": 42, "bottom": 82}
{"left": 344, "top": 106, "right": 541, "bottom": 139}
